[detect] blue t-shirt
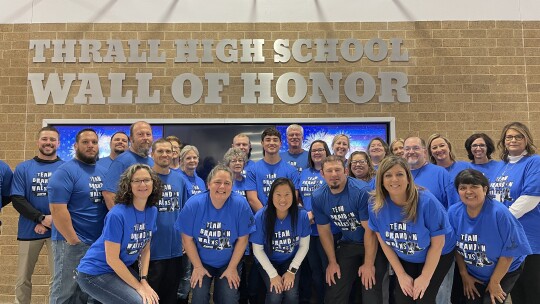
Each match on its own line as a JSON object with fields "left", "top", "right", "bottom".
{"left": 448, "top": 198, "right": 531, "bottom": 283}
{"left": 312, "top": 177, "right": 370, "bottom": 243}
{"left": 179, "top": 170, "right": 206, "bottom": 198}
{"left": 446, "top": 161, "right": 471, "bottom": 187}
{"left": 96, "top": 156, "right": 113, "bottom": 170}
{"left": 299, "top": 167, "right": 340, "bottom": 236}
{"left": 490, "top": 155, "right": 540, "bottom": 254}
{"left": 250, "top": 207, "right": 311, "bottom": 264}
{"left": 151, "top": 170, "right": 188, "bottom": 261}
{"left": 0, "top": 160, "right": 13, "bottom": 210}
{"left": 470, "top": 160, "right": 501, "bottom": 183}
{"left": 103, "top": 150, "right": 154, "bottom": 194}
{"left": 48, "top": 159, "right": 108, "bottom": 244}
{"left": 241, "top": 159, "right": 255, "bottom": 179}
{"left": 245, "top": 159, "right": 300, "bottom": 206}
{"left": 411, "top": 163, "right": 456, "bottom": 209}
{"left": 233, "top": 177, "right": 248, "bottom": 199}
{"left": 78, "top": 204, "right": 157, "bottom": 275}
{"left": 11, "top": 158, "right": 64, "bottom": 240}
{"left": 280, "top": 150, "right": 309, "bottom": 173}
{"left": 175, "top": 192, "right": 256, "bottom": 268}
{"left": 368, "top": 191, "right": 456, "bottom": 263}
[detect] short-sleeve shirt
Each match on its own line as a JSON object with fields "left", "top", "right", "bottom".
{"left": 245, "top": 159, "right": 300, "bottom": 206}
{"left": 77, "top": 204, "right": 157, "bottom": 275}
{"left": 250, "top": 207, "right": 311, "bottom": 264}
{"left": 11, "top": 157, "right": 64, "bottom": 240}
{"left": 0, "top": 160, "right": 13, "bottom": 210}
{"left": 175, "top": 192, "right": 255, "bottom": 268}
{"left": 179, "top": 170, "right": 206, "bottom": 198}
{"left": 280, "top": 150, "right": 309, "bottom": 173}
{"left": 103, "top": 150, "right": 154, "bottom": 194}
{"left": 470, "top": 160, "right": 501, "bottom": 183}
{"left": 448, "top": 198, "right": 531, "bottom": 283}
{"left": 48, "top": 159, "right": 108, "bottom": 244}
{"left": 312, "top": 177, "right": 370, "bottom": 243}
{"left": 411, "top": 163, "right": 456, "bottom": 209}
{"left": 368, "top": 190, "right": 456, "bottom": 263}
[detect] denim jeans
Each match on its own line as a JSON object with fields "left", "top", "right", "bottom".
{"left": 258, "top": 259, "right": 301, "bottom": 304}
{"left": 50, "top": 240, "right": 91, "bottom": 304}
{"left": 191, "top": 263, "right": 242, "bottom": 304}
{"left": 177, "top": 255, "right": 192, "bottom": 300}
{"left": 77, "top": 271, "right": 142, "bottom": 304}
{"left": 305, "top": 235, "right": 330, "bottom": 304}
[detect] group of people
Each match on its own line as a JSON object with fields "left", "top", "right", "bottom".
{"left": 1, "top": 120, "right": 538, "bottom": 304}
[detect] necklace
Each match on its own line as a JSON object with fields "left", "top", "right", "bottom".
{"left": 411, "top": 162, "right": 428, "bottom": 180}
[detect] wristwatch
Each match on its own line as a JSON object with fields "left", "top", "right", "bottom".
{"left": 287, "top": 267, "right": 298, "bottom": 275}
{"left": 140, "top": 275, "right": 148, "bottom": 281}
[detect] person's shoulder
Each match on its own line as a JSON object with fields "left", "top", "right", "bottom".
{"left": 454, "top": 161, "right": 471, "bottom": 169}
{"left": 425, "top": 163, "right": 447, "bottom": 173}
{"left": 312, "top": 183, "right": 329, "bottom": 198}
{"left": 447, "top": 200, "right": 464, "bottom": 216}
{"left": 347, "top": 177, "right": 369, "bottom": 191}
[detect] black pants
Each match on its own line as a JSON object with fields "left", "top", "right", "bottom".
{"left": 324, "top": 242, "right": 387, "bottom": 304}
{"left": 509, "top": 254, "right": 540, "bottom": 304}
{"left": 394, "top": 250, "right": 454, "bottom": 304}
{"left": 465, "top": 263, "right": 523, "bottom": 304}
{"left": 147, "top": 257, "right": 183, "bottom": 304}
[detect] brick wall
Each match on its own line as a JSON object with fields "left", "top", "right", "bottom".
{"left": 0, "top": 21, "right": 539, "bottom": 302}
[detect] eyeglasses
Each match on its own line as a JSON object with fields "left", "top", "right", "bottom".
{"left": 311, "top": 148, "right": 326, "bottom": 153}
{"left": 471, "top": 144, "right": 486, "bottom": 148}
{"left": 505, "top": 135, "right": 524, "bottom": 141}
{"left": 230, "top": 159, "right": 244, "bottom": 163}
{"left": 131, "top": 179, "right": 153, "bottom": 185}
{"left": 351, "top": 160, "right": 367, "bottom": 165}
{"left": 403, "top": 146, "right": 423, "bottom": 152}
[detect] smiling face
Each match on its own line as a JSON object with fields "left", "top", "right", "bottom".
{"left": 321, "top": 160, "right": 347, "bottom": 192}
{"left": 458, "top": 184, "right": 487, "bottom": 211}
{"left": 369, "top": 139, "right": 386, "bottom": 162}
{"left": 272, "top": 183, "right": 294, "bottom": 216}
{"left": 228, "top": 156, "right": 245, "bottom": 175}
{"left": 430, "top": 138, "right": 450, "bottom": 164}
{"left": 208, "top": 170, "right": 233, "bottom": 203}
{"left": 131, "top": 168, "right": 153, "bottom": 202}
{"left": 350, "top": 153, "right": 369, "bottom": 179}
{"left": 392, "top": 141, "right": 404, "bottom": 157}
{"left": 262, "top": 135, "right": 281, "bottom": 156}
{"left": 130, "top": 122, "right": 153, "bottom": 156}
{"left": 232, "top": 135, "right": 251, "bottom": 155}
{"left": 182, "top": 150, "right": 199, "bottom": 172}
{"left": 332, "top": 136, "right": 350, "bottom": 158}
{"left": 310, "top": 142, "right": 328, "bottom": 166}
{"left": 470, "top": 137, "right": 488, "bottom": 162}
{"left": 404, "top": 137, "right": 427, "bottom": 169}
{"left": 505, "top": 128, "right": 527, "bottom": 157}
{"left": 37, "top": 130, "right": 59, "bottom": 158}
{"left": 152, "top": 142, "right": 173, "bottom": 169}
{"left": 287, "top": 128, "right": 303, "bottom": 150}
{"left": 111, "top": 133, "right": 129, "bottom": 155}
{"left": 382, "top": 164, "right": 409, "bottom": 200}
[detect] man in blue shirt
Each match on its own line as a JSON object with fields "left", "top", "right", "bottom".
{"left": 312, "top": 155, "right": 385, "bottom": 304}
{"left": 96, "top": 131, "right": 128, "bottom": 169}
{"left": 48, "top": 128, "right": 107, "bottom": 304}
{"left": 11, "top": 126, "right": 62, "bottom": 304}
{"left": 279, "top": 124, "right": 309, "bottom": 173}
{"left": 148, "top": 138, "right": 188, "bottom": 304}
{"left": 103, "top": 121, "right": 154, "bottom": 209}
{"left": 232, "top": 133, "right": 255, "bottom": 177}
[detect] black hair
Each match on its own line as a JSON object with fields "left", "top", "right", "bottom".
{"left": 308, "top": 140, "right": 331, "bottom": 168}
{"left": 464, "top": 133, "right": 495, "bottom": 162}
{"left": 264, "top": 178, "right": 298, "bottom": 256}
{"left": 261, "top": 127, "right": 281, "bottom": 142}
{"left": 75, "top": 128, "right": 97, "bottom": 143}
{"left": 111, "top": 131, "right": 128, "bottom": 142}
{"left": 454, "top": 169, "right": 490, "bottom": 194}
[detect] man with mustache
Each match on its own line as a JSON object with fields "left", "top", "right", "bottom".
{"left": 280, "top": 124, "right": 309, "bottom": 173}
{"left": 102, "top": 121, "right": 154, "bottom": 209}
{"left": 48, "top": 128, "right": 107, "bottom": 304}
{"left": 97, "top": 131, "right": 129, "bottom": 169}
{"left": 11, "top": 126, "right": 62, "bottom": 304}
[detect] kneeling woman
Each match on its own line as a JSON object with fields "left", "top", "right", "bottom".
{"left": 368, "top": 156, "right": 456, "bottom": 303}
{"left": 250, "top": 178, "right": 311, "bottom": 304}
{"left": 449, "top": 169, "right": 531, "bottom": 304}
{"left": 175, "top": 164, "right": 255, "bottom": 304}
{"left": 77, "top": 164, "right": 161, "bottom": 304}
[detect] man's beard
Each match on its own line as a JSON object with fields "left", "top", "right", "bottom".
{"left": 76, "top": 149, "right": 97, "bottom": 164}
{"left": 39, "top": 146, "right": 57, "bottom": 157}
{"left": 113, "top": 148, "right": 126, "bottom": 155}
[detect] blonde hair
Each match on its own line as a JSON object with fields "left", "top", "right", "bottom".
{"left": 498, "top": 122, "right": 537, "bottom": 162}
{"left": 372, "top": 156, "right": 419, "bottom": 222}
{"left": 427, "top": 133, "right": 456, "bottom": 164}
{"left": 390, "top": 138, "right": 404, "bottom": 155}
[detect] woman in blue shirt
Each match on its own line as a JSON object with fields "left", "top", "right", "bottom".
{"left": 464, "top": 133, "right": 500, "bottom": 181}
{"left": 449, "top": 169, "right": 531, "bottom": 304}
{"left": 224, "top": 147, "right": 248, "bottom": 198}
{"left": 77, "top": 164, "right": 161, "bottom": 304}
{"left": 490, "top": 122, "right": 540, "bottom": 304}
{"left": 348, "top": 151, "right": 376, "bottom": 185}
{"left": 369, "top": 156, "right": 456, "bottom": 303}
{"left": 175, "top": 164, "right": 255, "bottom": 304}
{"left": 251, "top": 178, "right": 310, "bottom": 304}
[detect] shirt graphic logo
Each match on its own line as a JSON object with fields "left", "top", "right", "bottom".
{"left": 127, "top": 222, "right": 152, "bottom": 255}
{"left": 262, "top": 173, "right": 277, "bottom": 197}
{"left": 32, "top": 171, "right": 52, "bottom": 197}
{"left": 89, "top": 176, "right": 103, "bottom": 204}
{"left": 191, "top": 184, "right": 202, "bottom": 196}
{"left": 157, "top": 183, "right": 180, "bottom": 212}
{"left": 198, "top": 221, "right": 232, "bottom": 250}
{"left": 300, "top": 176, "right": 323, "bottom": 197}
{"left": 457, "top": 234, "right": 493, "bottom": 267}
{"left": 385, "top": 222, "right": 424, "bottom": 255}
{"left": 330, "top": 205, "right": 361, "bottom": 231}
{"left": 490, "top": 175, "right": 514, "bottom": 203}
{"left": 272, "top": 229, "right": 299, "bottom": 254}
